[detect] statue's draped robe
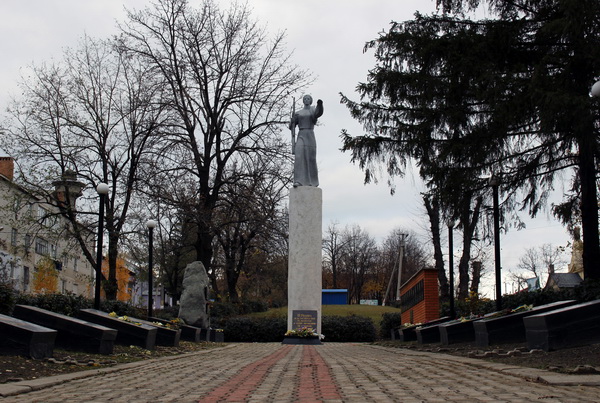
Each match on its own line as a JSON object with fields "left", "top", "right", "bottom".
{"left": 290, "top": 102, "right": 323, "bottom": 187}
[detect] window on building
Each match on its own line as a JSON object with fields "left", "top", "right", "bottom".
{"left": 24, "top": 234, "right": 31, "bottom": 251}
{"left": 23, "top": 266, "right": 30, "bottom": 287}
{"left": 37, "top": 206, "right": 55, "bottom": 228}
{"left": 11, "top": 228, "right": 17, "bottom": 246}
{"left": 50, "top": 244, "right": 57, "bottom": 258}
{"left": 35, "top": 238, "right": 48, "bottom": 255}
{"left": 61, "top": 279, "right": 67, "bottom": 293}
{"left": 12, "top": 199, "right": 21, "bottom": 218}
{"left": 74, "top": 257, "right": 78, "bottom": 272}
{"left": 50, "top": 215, "right": 60, "bottom": 230}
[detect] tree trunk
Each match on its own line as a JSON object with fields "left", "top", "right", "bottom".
{"left": 578, "top": 125, "right": 600, "bottom": 280}
{"left": 105, "top": 233, "right": 120, "bottom": 300}
{"left": 457, "top": 196, "right": 482, "bottom": 300}
{"left": 424, "top": 195, "right": 449, "bottom": 301}
{"left": 332, "top": 255, "right": 338, "bottom": 289}
{"left": 470, "top": 261, "right": 482, "bottom": 295}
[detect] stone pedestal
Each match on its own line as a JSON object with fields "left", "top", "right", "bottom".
{"left": 287, "top": 187, "right": 322, "bottom": 335}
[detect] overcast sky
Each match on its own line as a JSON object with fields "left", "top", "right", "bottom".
{"left": 0, "top": 0, "right": 572, "bottom": 296}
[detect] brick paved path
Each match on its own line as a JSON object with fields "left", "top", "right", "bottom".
{"left": 2, "top": 343, "right": 599, "bottom": 402}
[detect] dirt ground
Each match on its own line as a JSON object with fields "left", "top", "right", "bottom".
{"left": 2, "top": 340, "right": 600, "bottom": 385}
{"left": 376, "top": 340, "right": 600, "bottom": 374}
{"left": 0, "top": 341, "right": 221, "bottom": 384}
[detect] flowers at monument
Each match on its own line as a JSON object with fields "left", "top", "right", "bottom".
{"left": 109, "top": 311, "right": 142, "bottom": 326}
{"left": 511, "top": 304, "right": 533, "bottom": 313}
{"left": 152, "top": 318, "right": 185, "bottom": 330}
{"left": 285, "top": 326, "right": 324, "bottom": 340}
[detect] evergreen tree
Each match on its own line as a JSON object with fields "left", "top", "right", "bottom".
{"left": 341, "top": 0, "right": 600, "bottom": 279}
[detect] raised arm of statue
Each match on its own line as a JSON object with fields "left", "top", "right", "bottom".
{"left": 314, "top": 99, "right": 323, "bottom": 121}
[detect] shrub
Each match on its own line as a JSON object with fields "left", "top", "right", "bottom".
{"left": 500, "top": 289, "right": 572, "bottom": 310}
{"left": 446, "top": 281, "right": 600, "bottom": 319}
{"left": 211, "top": 300, "right": 270, "bottom": 327}
{"left": 379, "top": 312, "right": 401, "bottom": 339}
{"left": 11, "top": 291, "right": 144, "bottom": 318}
{"left": 210, "top": 301, "right": 239, "bottom": 328}
{"left": 573, "top": 279, "right": 600, "bottom": 302}
{"left": 0, "top": 282, "right": 16, "bottom": 315}
{"left": 152, "top": 306, "right": 180, "bottom": 320}
{"left": 15, "top": 292, "right": 91, "bottom": 317}
{"left": 453, "top": 291, "right": 495, "bottom": 317}
{"left": 322, "top": 315, "right": 376, "bottom": 342}
{"left": 224, "top": 316, "right": 286, "bottom": 342}
{"left": 239, "top": 299, "right": 269, "bottom": 314}
{"left": 100, "top": 300, "right": 143, "bottom": 318}
{"left": 223, "top": 314, "right": 376, "bottom": 342}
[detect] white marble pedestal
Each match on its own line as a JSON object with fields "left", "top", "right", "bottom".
{"left": 287, "top": 186, "right": 322, "bottom": 336}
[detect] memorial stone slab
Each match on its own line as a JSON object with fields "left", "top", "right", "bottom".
{"left": 79, "top": 309, "right": 157, "bottom": 350}
{"left": 150, "top": 316, "right": 202, "bottom": 343}
{"left": 0, "top": 313, "right": 57, "bottom": 359}
{"left": 524, "top": 299, "right": 600, "bottom": 351}
{"left": 13, "top": 305, "right": 117, "bottom": 354}
{"left": 474, "top": 300, "right": 577, "bottom": 347}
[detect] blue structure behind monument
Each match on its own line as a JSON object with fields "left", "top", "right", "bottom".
{"left": 322, "top": 289, "right": 348, "bottom": 305}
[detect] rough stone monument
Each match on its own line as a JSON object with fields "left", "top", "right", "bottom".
{"left": 286, "top": 95, "right": 323, "bottom": 340}
{"left": 178, "top": 261, "right": 210, "bottom": 328}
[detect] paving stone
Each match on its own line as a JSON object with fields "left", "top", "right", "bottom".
{"left": 2, "top": 343, "right": 600, "bottom": 402}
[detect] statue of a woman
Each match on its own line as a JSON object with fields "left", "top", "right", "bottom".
{"left": 289, "top": 95, "right": 324, "bottom": 187}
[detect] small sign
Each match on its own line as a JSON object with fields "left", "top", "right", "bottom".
{"left": 292, "top": 310, "right": 318, "bottom": 330}
{"left": 360, "top": 299, "right": 378, "bottom": 306}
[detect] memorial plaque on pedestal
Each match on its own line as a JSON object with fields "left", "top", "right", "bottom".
{"left": 292, "top": 310, "right": 318, "bottom": 330}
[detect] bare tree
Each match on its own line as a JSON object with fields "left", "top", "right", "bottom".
{"left": 423, "top": 194, "right": 449, "bottom": 300}
{"left": 322, "top": 222, "right": 346, "bottom": 289}
{"left": 339, "top": 225, "right": 378, "bottom": 304}
{"left": 212, "top": 153, "right": 290, "bottom": 302}
{"left": 3, "top": 36, "right": 164, "bottom": 300}
{"left": 511, "top": 243, "right": 566, "bottom": 290}
{"left": 119, "top": 0, "right": 310, "bottom": 276}
{"left": 456, "top": 195, "right": 483, "bottom": 299}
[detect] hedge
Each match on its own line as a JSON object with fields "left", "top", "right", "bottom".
{"left": 222, "top": 314, "right": 377, "bottom": 342}
{"left": 379, "top": 312, "right": 401, "bottom": 339}
{"left": 0, "top": 282, "right": 16, "bottom": 315}
{"left": 322, "top": 315, "right": 377, "bottom": 342}
{"left": 224, "top": 316, "right": 287, "bottom": 342}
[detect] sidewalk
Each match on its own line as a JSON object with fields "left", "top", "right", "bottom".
{"left": 1, "top": 343, "right": 599, "bottom": 402}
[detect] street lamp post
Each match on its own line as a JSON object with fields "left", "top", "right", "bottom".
{"left": 447, "top": 221, "right": 455, "bottom": 318}
{"left": 591, "top": 81, "right": 600, "bottom": 98}
{"left": 146, "top": 219, "right": 157, "bottom": 318}
{"left": 583, "top": 80, "right": 600, "bottom": 280}
{"left": 94, "top": 183, "right": 109, "bottom": 310}
{"left": 489, "top": 175, "right": 502, "bottom": 310}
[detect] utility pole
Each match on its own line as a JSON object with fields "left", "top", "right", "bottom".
{"left": 395, "top": 234, "right": 407, "bottom": 301}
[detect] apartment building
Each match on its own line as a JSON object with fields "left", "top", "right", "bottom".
{"left": 0, "top": 156, "right": 94, "bottom": 296}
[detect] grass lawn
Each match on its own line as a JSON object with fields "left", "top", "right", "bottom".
{"left": 249, "top": 304, "right": 401, "bottom": 333}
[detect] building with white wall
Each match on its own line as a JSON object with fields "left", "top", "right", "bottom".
{"left": 0, "top": 156, "right": 94, "bottom": 296}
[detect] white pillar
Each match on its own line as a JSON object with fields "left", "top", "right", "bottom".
{"left": 287, "top": 186, "right": 322, "bottom": 335}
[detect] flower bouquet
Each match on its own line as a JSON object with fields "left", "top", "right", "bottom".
{"left": 282, "top": 327, "right": 323, "bottom": 345}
